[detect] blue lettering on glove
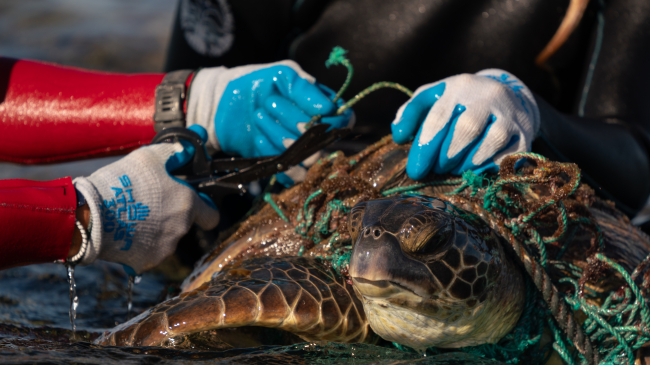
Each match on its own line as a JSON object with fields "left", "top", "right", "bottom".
{"left": 483, "top": 74, "right": 529, "bottom": 114}
{"left": 128, "top": 203, "right": 150, "bottom": 221}
{"left": 101, "top": 174, "right": 149, "bottom": 251}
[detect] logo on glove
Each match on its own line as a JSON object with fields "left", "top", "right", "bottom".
{"left": 484, "top": 73, "right": 530, "bottom": 114}
{"left": 101, "top": 175, "right": 150, "bottom": 251}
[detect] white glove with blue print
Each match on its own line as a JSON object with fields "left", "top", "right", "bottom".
{"left": 185, "top": 60, "right": 354, "bottom": 186}
{"left": 73, "top": 126, "right": 220, "bottom": 275}
{"left": 391, "top": 69, "right": 540, "bottom": 180}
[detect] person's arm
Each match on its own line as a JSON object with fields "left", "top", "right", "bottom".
{"left": 0, "top": 127, "right": 220, "bottom": 273}
{"left": 0, "top": 177, "right": 77, "bottom": 269}
{"left": 0, "top": 57, "right": 165, "bottom": 164}
{"left": 532, "top": 0, "right": 650, "bottom": 216}
{"left": 0, "top": 57, "right": 351, "bottom": 176}
{"left": 532, "top": 97, "right": 650, "bottom": 217}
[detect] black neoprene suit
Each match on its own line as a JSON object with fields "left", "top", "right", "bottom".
{"left": 165, "top": 0, "right": 650, "bottom": 216}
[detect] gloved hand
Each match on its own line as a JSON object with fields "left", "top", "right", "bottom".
{"left": 73, "top": 126, "right": 220, "bottom": 274}
{"left": 392, "top": 69, "right": 540, "bottom": 179}
{"left": 186, "top": 60, "right": 354, "bottom": 160}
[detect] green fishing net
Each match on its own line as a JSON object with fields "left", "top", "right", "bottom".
{"left": 260, "top": 48, "right": 650, "bottom": 365}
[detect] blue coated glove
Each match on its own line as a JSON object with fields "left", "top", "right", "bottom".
{"left": 73, "top": 125, "right": 220, "bottom": 274}
{"left": 391, "top": 69, "right": 540, "bottom": 180}
{"left": 185, "top": 61, "right": 353, "bottom": 161}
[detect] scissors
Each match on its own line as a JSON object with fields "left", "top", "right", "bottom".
{"left": 151, "top": 123, "right": 351, "bottom": 205}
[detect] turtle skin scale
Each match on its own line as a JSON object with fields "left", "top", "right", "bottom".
{"left": 96, "top": 257, "right": 374, "bottom": 347}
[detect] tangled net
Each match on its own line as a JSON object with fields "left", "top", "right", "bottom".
{"left": 262, "top": 148, "right": 650, "bottom": 365}
{"left": 437, "top": 154, "right": 650, "bottom": 365}
{"left": 254, "top": 47, "right": 650, "bottom": 365}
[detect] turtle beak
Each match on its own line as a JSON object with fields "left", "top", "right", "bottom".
{"left": 349, "top": 229, "right": 438, "bottom": 298}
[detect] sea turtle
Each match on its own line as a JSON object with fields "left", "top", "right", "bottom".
{"left": 95, "top": 137, "right": 650, "bottom": 362}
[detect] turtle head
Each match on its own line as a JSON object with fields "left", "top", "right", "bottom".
{"left": 348, "top": 195, "right": 524, "bottom": 349}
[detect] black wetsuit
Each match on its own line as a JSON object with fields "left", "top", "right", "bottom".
{"left": 165, "top": 0, "right": 650, "bottom": 216}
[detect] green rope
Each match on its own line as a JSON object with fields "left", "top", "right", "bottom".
{"left": 330, "top": 249, "right": 351, "bottom": 275}
{"left": 336, "top": 81, "right": 413, "bottom": 115}
{"left": 447, "top": 170, "right": 487, "bottom": 196}
{"left": 560, "top": 277, "right": 635, "bottom": 364}
{"left": 478, "top": 153, "right": 650, "bottom": 364}
{"left": 325, "top": 46, "right": 354, "bottom": 103}
{"left": 548, "top": 316, "right": 580, "bottom": 365}
{"left": 263, "top": 193, "right": 289, "bottom": 222}
{"left": 291, "top": 148, "right": 650, "bottom": 364}
{"left": 381, "top": 178, "right": 463, "bottom": 196}
{"left": 295, "top": 189, "right": 322, "bottom": 238}
{"left": 542, "top": 202, "right": 569, "bottom": 244}
{"left": 305, "top": 46, "right": 413, "bottom": 130}
{"left": 314, "top": 200, "right": 350, "bottom": 238}
{"left": 304, "top": 80, "right": 413, "bottom": 130}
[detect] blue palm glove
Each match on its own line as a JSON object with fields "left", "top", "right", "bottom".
{"left": 186, "top": 61, "right": 353, "bottom": 159}
{"left": 391, "top": 69, "right": 540, "bottom": 180}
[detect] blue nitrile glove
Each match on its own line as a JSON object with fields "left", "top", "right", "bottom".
{"left": 272, "top": 82, "right": 353, "bottom": 187}
{"left": 185, "top": 60, "right": 353, "bottom": 161}
{"left": 73, "top": 125, "right": 220, "bottom": 274}
{"left": 392, "top": 69, "right": 540, "bottom": 180}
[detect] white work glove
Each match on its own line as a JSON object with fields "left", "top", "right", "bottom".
{"left": 73, "top": 126, "right": 220, "bottom": 274}
{"left": 391, "top": 69, "right": 540, "bottom": 179}
{"left": 185, "top": 60, "right": 354, "bottom": 186}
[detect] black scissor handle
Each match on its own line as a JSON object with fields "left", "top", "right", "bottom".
{"left": 151, "top": 127, "right": 245, "bottom": 205}
{"left": 150, "top": 127, "right": 211, "bottom": 177}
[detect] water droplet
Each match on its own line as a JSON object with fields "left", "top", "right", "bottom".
{"left": 65, "top": 263, "right": 79, "bottom": 336}
{"left": 127, "top": 275, "right": 136, "bottom": 320}
{"left": 126, "top": 275, "right": 142, "bottom": 321}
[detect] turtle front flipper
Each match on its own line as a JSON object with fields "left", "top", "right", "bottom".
{"left": 95, "top": 257, "right": 375, "bottom": 348}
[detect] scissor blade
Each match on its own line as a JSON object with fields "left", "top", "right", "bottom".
{"left": 208, "top": 156, "right": 272, "bottom": 175}
{"left": 214, "top": 123, "right": 350, "bottom": 184}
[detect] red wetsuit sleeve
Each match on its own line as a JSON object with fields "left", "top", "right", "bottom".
{"left": 0, "top": 57, "right": 165, "bottom": 164}
{"left": 0, "top": 177, "right": 76, "bottom": 269}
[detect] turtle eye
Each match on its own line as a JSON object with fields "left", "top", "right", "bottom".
{"left": 398, "top": 210, "right": 452, "bottom": 255}
{"left": 348, "top": 201, "right": 367, "bottom": 244}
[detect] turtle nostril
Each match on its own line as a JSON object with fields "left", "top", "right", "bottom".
{"left": 364, "top": 228, "right": 370, "bottom": 237}
{"left": 373, "top": 229, "right": 381, "bottom": 237}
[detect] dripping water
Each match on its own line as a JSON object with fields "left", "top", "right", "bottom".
{"left": 65, "top": 263, "right": 79, "bottom": 336}
{"left": 126, "top": 275, "right": 141, "bottom": 320}
{"left": 127, "top": 276, "right": 133, "bottom": 320}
